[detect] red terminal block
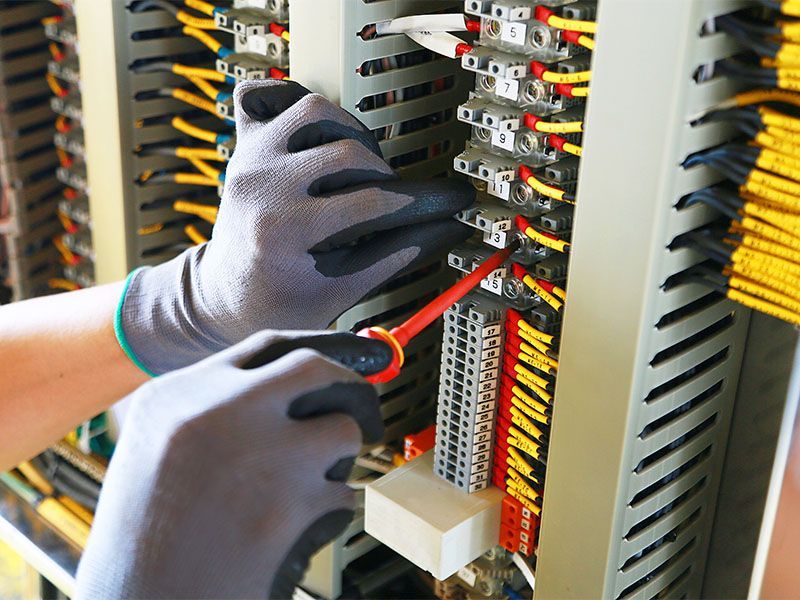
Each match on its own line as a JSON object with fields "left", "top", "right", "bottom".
{"left": 502, "top": 495, "right": 540, "bottom": 533}
{"left": 518, "top": 164, "right": 534, "bottom": 185}
{"left": 403, "top": 424, "right": 436, "bottom": 461}
{"left": 268, "top": 22, "right": 288, "bottom": 38}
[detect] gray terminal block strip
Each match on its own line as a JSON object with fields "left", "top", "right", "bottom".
{"left": 435, "top": 292, "right": 507, "bottom": 493}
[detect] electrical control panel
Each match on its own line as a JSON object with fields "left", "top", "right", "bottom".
{"left": 2, "top": 1, "right": 800, "bottom": 599}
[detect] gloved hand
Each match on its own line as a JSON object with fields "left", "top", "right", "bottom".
{"left": 117, "top": 79, "right": 473, "bottom": 375}
{"left": 75, "top": 330, "right": 392, "bottom": 600}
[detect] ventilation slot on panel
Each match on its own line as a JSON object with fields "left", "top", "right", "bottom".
{"left": 644, "top": 348, "right": 729, "bottom": 404}
{"left": 655, "top": 291, "right": 725, "bottom": 329}
{"left": 630, "top": 447, "right": 712, "bottom": 506}
{"left": 620, "top": 508, "right": 702, "bottom": 571}
{"left": 634, "top": 415, "right": 717, "bottom": 474}
{"left": 617, "top": 540, "right": 697, "bottom": 599}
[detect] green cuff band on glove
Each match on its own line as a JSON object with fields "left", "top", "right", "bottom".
{"left": 114, "top": 268, "right": 157, "bottom": 378}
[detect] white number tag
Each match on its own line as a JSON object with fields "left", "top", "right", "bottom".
{"left": 483, "top": 229, "right": 508, "bottom": 248}
{"left": 481, "top": 276, "right": 503, "bottom": 295}
{"left": 495, "top": 76, "right": 520, "bottom": 99}
{"left": 510, "top": 7, "right": 532, "bottom": 20}
{"left": 501, "top": 22, "right": 527, "bottom": 46}
{"left": 487, "top": 181, "right": 511, "bottom": 200}
{"left": 506, "top": 65, "right": 527, "bottom": 79}
{"left": 491, "top": 129, "right": 516, "bottom": 152}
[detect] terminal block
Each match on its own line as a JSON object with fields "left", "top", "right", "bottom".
{"left": 63, "top": 261, "right": 95, "bottom": 288}
{"left": 50, "top": 92, "right": 82, "bottom": 121}
{"left": 234, "top": 31, "right": 289, "bottom": 68}
{"left": 56, "top": 163, "right": 87, "bottom": 192}
{"left": 435, "top": 292, "right": 507, "bottom": 493}
{"left": 217, "top": 53, "right": 270, "bottom": 81}
{"left": 62, "top": 228, "right": 94, "bottom": 261}
{"left": 44, "top": 16, "right": 78, "bottom": 45}
{"left": 478, "top": 16, "right": 582, "bottom": 61}
{"left": 58, "top": 193, "right": 90, "bottom": 226}
{"left": 216, "top": 96, "right": 234, "bottom": 119}
{"left": 218, "top": 136, "right": 236, "bottom": 160}
{"left": 465, "top": 0, "right": 577, "bottom": 20}
{"left": 234, "top": 0, "right": 289, "bottom": 22}
{"left": 214, "top": 7, "right": 270, "bottom": 37}
{"left": 48, "top": 57, "right": 81, "bottom": 84}
{"left": 54, "top": 131, "right": 85, "bottom": 157}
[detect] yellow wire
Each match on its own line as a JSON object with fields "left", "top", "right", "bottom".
{"left": 570, "top": 85, "right": 590, "bottom": 97}
{"left": 172, "top": 63, "right": 227, "bottom": 82}
{"left": 187, "top": 156, "right": 221, "bottom": 180}
{"left": 520, "top": 225, "right": 570, "bottom": 253}
{"left": 735, "top": 89, "right": 800, "bottom": 108}
{"left": 515, "top": 318, "right": 554, "bottom": 345}
{"left": 561, "top": 141, "right": 583, "bottom": 157}
{"left": 533, "top": 120, "right": 583, "bottom": 134}
{"left": 521, "top": 274, "right": 564, "bottom": 311}
{"left": 173, "top": 200, "right": 219, "bottom": 224}
{"left": 184, "top": 224, "right": 209, "bottom": 245}
{"left": 187, "top": 75, "right": 221, "bottom": 101}
{"left": 175, "top": 9, "right": 217, "bottom": 29}
{"left": 546, "top": 15, "right": 597, "bottom": 34}
{"left": 175, "top": 146, "right": 224, "bottom": 161}
{"left": 540, "top": 69, "right": 592, "bottom": 84}
{"left": 524, "top": 174, "right": 569, "bottom": 202}
{"left": 184, "top": 0, "right": 216, "bottom": 16}
{"left": 171, "top": 116, "right": 219, "bottom": 144}
{"left": 174, "top": 172, "right": 219, "bottom": 186}
{"left": 182, "top": 25, "right": 222, "bottom": 54}
{"left": 171, "top": 88, "right": 221, "bottom": 118}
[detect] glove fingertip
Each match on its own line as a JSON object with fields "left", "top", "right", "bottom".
{"left": 237, "top": 79, "right": 312, "bottom": 122}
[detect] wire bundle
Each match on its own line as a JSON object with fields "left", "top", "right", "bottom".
{"left": 674, "top": 3, "right": 800, "bottom": 326}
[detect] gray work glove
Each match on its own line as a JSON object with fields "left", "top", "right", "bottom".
{"left": 116, "top": 79, "right": 473, "bottom": 375}
{"left": 75, "top": 330, "right": 392, "bottom": 600}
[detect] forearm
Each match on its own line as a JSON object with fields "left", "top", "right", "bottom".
{"left": 0, "top": 283, "right": 148, "bottom": 469}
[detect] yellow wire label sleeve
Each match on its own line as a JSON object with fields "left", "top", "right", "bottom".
{"left": 514, "top": 372, "right": 554, "bottom": 405}
{"left": 729, "top": 264, "right": 800, "bottom": 303}
{"left": 546, "top": 15, "right": 597, "bottom": 34}
{"left": 519, "top": 341, "right": 558, "bottom": 368}
{"left": 184, "top": 0, "right": 216, "bottom": 16}
{"left": 562, "top": 141, "right": 583, "bottom": 157}
{"left": 525, "top": 174, "right": 567, "bottom": 202}
{"left": 540, "top": 69, "right": 592, "bottom": 84}
{"left": 736, "top": 226, "right": 800, "bottom": 262}
{"left": 513, "top": 362, "right": 551, "bottom": 392}
{"left": 172, "top": 64, "right": 227, "bottom": 82}
{"left": 174, "top": 172, "right": 219, "bottom": 186}
{"left": 521, "top": 227, "right": 570, "bottom": 253}
{"left": 187, "top": 75, "right": 221, "bottom": 100}
{"left": 755, "top": 132, "right": 800, "bottom": 160}
{"left": 184, "top": 224, "right": 209, "bottom": 245}
{"left": 737, "top": 89, "right": 800, "bottom": 108}
{"left": 749, "top": 167, "right": 800, "bottom": 198}
{"left": 175, "top": 147, "right": 224, "bottom": 161}
{"left": 729, "top": 274, "right": 800, "bottom": 314}
{"left": 756, "top": 154, "right": 800, "bottom": 184}
{"left": 182, "top": 26, "right": 222, "bottom": 53}
{"left": 511, "top": 396, "right": 550, "bottom": 426}
{"left": 743, "top": 201, "right": 800, "bottom": 236}
{"left": 759, "top": 147, "right": 800, "bottom": 171}
{"left": 766, "top": 125, "right": 800, "bottom": 145}
{"left": 742, "top": 180, "right": 800, "bottom": 215}
{"left": 515, "top": 328, "right": 552, "bottom": 356}
{"left": 781, "top": 1, "right": 800, "bottom": 18}
{"left": 534, "top": 120, "right": 583, "bottom": 133}
{"left": 728, "top": 288, "right": 800, "bottom": 326}
{"left": 511, "top": 384, "right": 550, "bottom": 414}
{"left": 761, "top": 107, "right": 800, "bottom": 133}
{"left": 137, "top": 223, "right": 164, "bottom": 236}
{"left": 187, "top": 156, "right": 221, "bottom": 180}
{"left": 506, "top": 486, "right": 542, "bottom": 516}
{"left": 739, "top": 214, "right": 800, "bottom": 252}
{"left": 171, "top": 116, "right": 218, "bottom": 144}
{"left": 507, "top": 467, "right": 541, "bottom": 502}
{"left": 506, "top": 433, "right": 542, "bottom": 460}
{"left": 571, "top": 86, "right": 590, "bottom": 97}
{"left": 173, "top": 200, "right": 219, "bottom": 224}
{"left": 38, "top": 498, "right": 91, "bottom": 549}
{"left": 734, "top": 248, "right": 800, "bottom": 283}
{"left": 576, "top": 34, "right": 594, "bottom": 50}
{"left": 517, "top": 351, "right": 557, "bottom": 375}
{"left": 510, "top": 406, "right": 546, "bottom": 441}
{"left": 515, "top": 318, "right": 554, "bottom": 345}
{"left": 522, "top": 275, "right": 564, "bottom": 311}
{"left": 176, "top": 10, "right": 217, "bottom": 29}
{"left": 58, "top": 496, "right": 94, "bottom": 525}
{"left": 732, "top": 243, "right": 800, "bottom": 276}
{"left": 508, "top": 447, "right": 539, "bottom": 479}
{"left": 172, "top": 88, "right": 218, "bottom": 115}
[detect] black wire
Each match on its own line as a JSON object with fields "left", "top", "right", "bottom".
{"left": 716, "top": 14, "right": 780, "bottom": 57}
{"left": 130, "top": 0, "right": 179, "bottom": 16}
